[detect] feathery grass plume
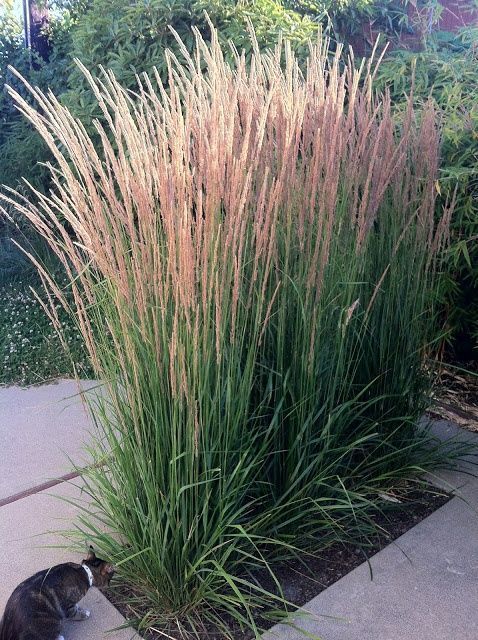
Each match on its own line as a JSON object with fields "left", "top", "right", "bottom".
{"left": 1, "top": 26, "right": 461, "bottom": 638}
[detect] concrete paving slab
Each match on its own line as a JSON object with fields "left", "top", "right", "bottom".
{"left": 426, "top": 418, "right": 478, "bottom": 497}
{"left": 0, "top": 379, "right": 98, "bottom": 501}
{"left": 428, "top": 418, "right": 478, "bottom": 446}
{"left": 263, "top": 422, "right": 478, "bottom": 640}
{"left": 0, "top": 481, "right": 137, "bottom": 640}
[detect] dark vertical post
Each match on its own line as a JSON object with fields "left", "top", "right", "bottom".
{"left": 22, "top": 0, "right": 31, "bottom": 49}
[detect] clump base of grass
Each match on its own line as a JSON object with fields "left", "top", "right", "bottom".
{"left": 103, "top": 479, "right": 451, "bottom": 640}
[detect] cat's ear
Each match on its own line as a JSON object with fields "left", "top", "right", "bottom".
{"left": 84, "top": 545, "right": 96, "bottom": 563}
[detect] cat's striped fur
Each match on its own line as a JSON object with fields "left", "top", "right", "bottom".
{"left": 0, "top": 548, "right": 114, "bottom": 640}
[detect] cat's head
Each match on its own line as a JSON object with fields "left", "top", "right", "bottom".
{"left": 82, "top": 547, "right": 115, "bottom": 588}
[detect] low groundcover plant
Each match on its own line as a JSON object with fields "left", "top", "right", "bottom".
{"left": 0, "top": 26, "right": 464, "bottom": 638}
{"left": 0, "top": 275, "right": 91, "bottom": 385}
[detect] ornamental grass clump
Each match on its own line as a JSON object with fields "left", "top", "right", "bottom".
{"left": 2, "top": 27, "right": 456, "bottom": 637}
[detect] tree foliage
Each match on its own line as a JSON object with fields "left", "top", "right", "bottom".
{"left": 64, "top": 0, "right": 317, "bottom": 118}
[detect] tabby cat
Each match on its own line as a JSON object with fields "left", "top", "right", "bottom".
{"left": 0, "top": 547, "right": 114, "bottom": 640}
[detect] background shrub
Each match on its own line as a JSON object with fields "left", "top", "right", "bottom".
{"left": 375, "top": 31, "right": 478, "bottom": 360}
{"left": 64, "top": 0, "right": 318, "bottom": 119}
{"left": 286, "top": 0, "right": 429, "bottom": 41}
{"left": 0, "top": 2, "right": 84, "bottom": 191}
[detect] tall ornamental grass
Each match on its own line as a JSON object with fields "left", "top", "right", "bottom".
{"left": 2, "top": 28, "right": 457, "bottom": 637}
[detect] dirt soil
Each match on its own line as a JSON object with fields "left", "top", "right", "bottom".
{"left": 104, "top": 484, "right": 450, "bottom": 639}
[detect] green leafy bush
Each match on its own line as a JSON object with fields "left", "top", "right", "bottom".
{"left": 375, "top": 35, "right": 478, "bottom": 359}
{"left": 286, "top": 0, "right": 425, "bottom": 39}
{"left": 0, "top": 7, "right": 73, "bottom": 288}
{"left": 4, "top": 30, "right": 462, "bottom": 636}
{"left": 0, "top": 4, "right": 83, "bottom": 190}
{"left": 65, "top": 0, "right": 318, "bottom": 119}
{"left": 0, "top": 11, "right": 49, "bottom": 190}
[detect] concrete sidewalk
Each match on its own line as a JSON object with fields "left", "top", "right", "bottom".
{"left": 0, "top": 380, "right": 136, "bottom": 640}
{"left": 0, "top": 481, "right": 136, "bottom": 640}
{"left": 264, "top": 421, "right": 478, "bottom": 640}
{"left": 0, "top": 379, "right": 98, "bottom": 501}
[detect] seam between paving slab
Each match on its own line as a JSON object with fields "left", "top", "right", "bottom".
{"left": 0, "top": 470, "right": 81, "bottom": 508}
